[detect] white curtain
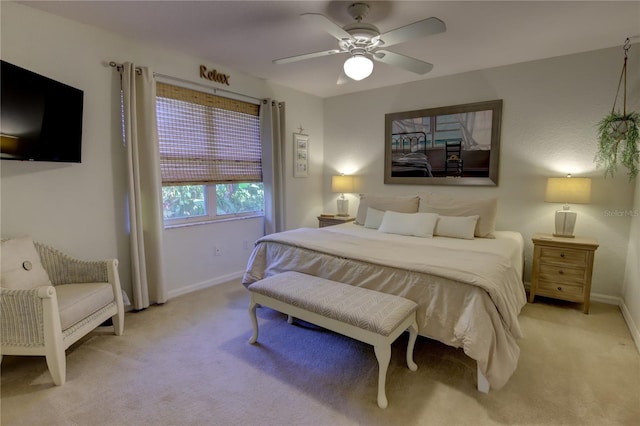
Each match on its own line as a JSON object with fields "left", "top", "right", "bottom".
{"left": 121, "top": 63, "right": 168, "bottom": 309}
{"left": 260, "top": 99, "right": 286, "bottom": 235}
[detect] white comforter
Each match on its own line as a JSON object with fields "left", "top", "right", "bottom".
{"left": 242, "top": 224, "right": 527, "bottom": 389}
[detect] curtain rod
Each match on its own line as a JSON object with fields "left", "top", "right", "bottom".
{"left": 108, "top": 61, "right": 261, "bottom": 103}
{"left": 109, "top": 61, "right": 141, "bottom": 75}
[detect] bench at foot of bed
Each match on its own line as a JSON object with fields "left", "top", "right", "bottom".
{"left": 247, "top": 271, "right": 419, "bottom": 409}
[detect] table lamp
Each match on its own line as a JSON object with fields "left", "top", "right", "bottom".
{"left": 331, "top": 175, "right": 354, "bottom": 217}
{"left": 545, "top": 175, "right": 591, "bottom": 238}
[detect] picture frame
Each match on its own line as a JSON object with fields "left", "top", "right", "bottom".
{"left": 384, "top": 99, "right": 502, "bottom": 186}
{"left": 293, "top": 133, "right": 309, "bottom": 178}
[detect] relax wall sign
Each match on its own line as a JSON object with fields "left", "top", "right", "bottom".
{"left": 199, "top": 65, "right": 230, "bottom": 86}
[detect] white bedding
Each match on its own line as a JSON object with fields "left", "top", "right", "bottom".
{"left": 242, "top": 223, "right": 527, "bottom": 389}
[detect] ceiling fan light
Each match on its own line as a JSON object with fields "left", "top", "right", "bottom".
{"left": 343, "top": 55, "right": 373, "bottom": 81}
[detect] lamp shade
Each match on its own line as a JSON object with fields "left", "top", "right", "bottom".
{"left": 331, "top": 175, "right": 354, "bottom": 193}
{"left": 545, "top": 177, "right": 592, "bottom": 204}
{"left": 343, "top": 55, "right": 373, "bottom": 81}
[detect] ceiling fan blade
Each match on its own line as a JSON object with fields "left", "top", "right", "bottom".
{"left": 377, "top": 17, "right": 446, "bottom": 47}
{"left": 301, "top": 13, "right": 352, "bottom": 41}
{"left": 273, "top": 49, "right": 342, "bottom": 64}
{"left": 373, "top": 50, "right": 433, "bottom": 74}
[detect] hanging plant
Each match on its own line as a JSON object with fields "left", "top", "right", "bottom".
{"left": 595, "top": 111, "right": 639, "bottom": 179}
{"left": 595, "top": 38, "right": 640, "bottom": 180}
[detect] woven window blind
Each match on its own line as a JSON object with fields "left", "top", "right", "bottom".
{"left": 156, "top": 83, "right": 262, "bottom": 186}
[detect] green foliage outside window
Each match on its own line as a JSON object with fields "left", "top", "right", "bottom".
{"left": 216, "top": 183, "right": 264, "bottom": 215}
{"left": 162, "top": 185, "right": 205, "bottom": 219}
{"left": 162, "top": 183, "right": 264, "bottom": 220}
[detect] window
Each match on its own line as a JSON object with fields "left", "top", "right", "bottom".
{"left": 156, "top": 83, "right": 264, "bottom": 225}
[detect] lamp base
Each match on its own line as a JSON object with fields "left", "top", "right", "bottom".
{"left": 336, "top": 198, "right": 349, "bottom": 217}
{"left": 553, "top": 209, "right": 577, "bottom": 238}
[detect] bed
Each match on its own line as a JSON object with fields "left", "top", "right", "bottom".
{"left": 391, "top": 132, "right": 433, "bottom": 177}
{"left": 242, "top": 194, "right": 527, "bottom": 392}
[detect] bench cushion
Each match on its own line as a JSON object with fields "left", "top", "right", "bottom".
{"left": 249, "top": 271, "right": 417, "bottom": 337}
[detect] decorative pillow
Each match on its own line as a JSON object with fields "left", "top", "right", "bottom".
{"left": 419, "top": 193, "right": 497, "bottom": 238}
{"left": 1, "top": 236, "right": 52, "bottom": 290}
{"left": 434, "top": 215, "right": 479, "bottom": 240}
{"left": 378, "top": 211, "right": 439, "bottom": 238}
{"left": 364, "top": 207, "right": 386, "bottom": 229}
{"left": 355, "top": 195, "right": 420, "bottom": 225}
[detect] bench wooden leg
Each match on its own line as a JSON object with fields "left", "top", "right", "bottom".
{"left": 374, "top": 344, "right": 391, "bottom": 409}
{"left": 248, "top": 299, "right": 258, "bottom": 344}
{"left": 406, "top": 321, "right": 418, "bottom": 372}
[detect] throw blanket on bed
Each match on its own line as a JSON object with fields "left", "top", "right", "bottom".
{"left": 248, "top": 227, "right": 525, "bottom": 339}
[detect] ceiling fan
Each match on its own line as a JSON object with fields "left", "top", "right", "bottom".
{"left": 273, "top": 2, "right": 446, "bottom": 84}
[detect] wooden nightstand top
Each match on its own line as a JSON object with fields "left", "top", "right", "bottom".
{"left": 532, "top": 233, "right": 599, "bottom": 250}
{"left": 317, "top": 215, "right": 355, "bottom": 227}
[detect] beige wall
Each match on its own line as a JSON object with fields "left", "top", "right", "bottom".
{"left": 622, "top": 173, "right": 640, "bottom": 349}
{"left": 0, "top": 2, "right": 324, "bottom": 300}
{"left": 323, "top": 47, "right": 639, "bottom": 304}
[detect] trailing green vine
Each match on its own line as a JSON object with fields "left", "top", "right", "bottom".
{"left": 595, "top": 111, "right": 639, "bottom": 180}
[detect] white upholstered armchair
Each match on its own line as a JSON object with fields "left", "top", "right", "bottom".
{"left": 0, "top": 237, "right": 125, "bottom": 385}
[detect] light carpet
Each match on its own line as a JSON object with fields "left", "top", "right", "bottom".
{"left": 1, "top": 279, "right": 639, "bottom": 425}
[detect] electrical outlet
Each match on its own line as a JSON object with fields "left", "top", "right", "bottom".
{"left": 214, "top": 246, "right": 222, "bottom": 256}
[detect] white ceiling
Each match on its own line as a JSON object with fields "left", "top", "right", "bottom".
{"left": 20, "top": 1, "right": 640, "bottom": 98}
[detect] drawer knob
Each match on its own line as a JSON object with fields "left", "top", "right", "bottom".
{"left": 558, "top": 270, "right": 564, "bottom": 275}
{"left": 557, "top": 286, "right": 562, "bottom": 291}
{"left": 560, "top": 253, "right": 565, "bottom": 258}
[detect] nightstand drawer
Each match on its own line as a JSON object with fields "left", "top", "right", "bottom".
{"left": 530, "top": 233, "right": 598, "bottom": 313}
{"left": 536, "top": 281, "right": 584, "bottom": 300}
{"left": 539, "top": 246, "right": 587, "bottom": 266}
{"left": 538, "top": 264, "right": 586, "bottom": 286}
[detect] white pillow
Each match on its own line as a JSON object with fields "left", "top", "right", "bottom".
{"left": 355, "top": 195, "right": 420, "bottom": 225}
{"left": 378, "top": 211, "right": 439, "bottom": 238}
{"left": 1, "top": 236, "right": 52, "bottom": 290}
{"left": 434, "top": 215, "right": 479, "bottom": 240}
{"left": 364, "top": 207, "right": 386, "bottom": 229}
{"left": 419, "top": 193, "right": 497, "bottom": 238}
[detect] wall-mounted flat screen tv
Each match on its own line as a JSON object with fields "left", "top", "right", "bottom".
{"left": 1, "top": 60, "right": 84, "bottom": 163}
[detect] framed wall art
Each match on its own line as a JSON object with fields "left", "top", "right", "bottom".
{"left": 293, "top": 133, "right": 309, "bottom": 178}
{"left": 384, "top": 99, "right": 502, "bottom": 186}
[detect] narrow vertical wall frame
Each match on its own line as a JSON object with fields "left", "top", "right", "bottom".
{"left": 293, "top": 133, "right": 309, "bottom": 177}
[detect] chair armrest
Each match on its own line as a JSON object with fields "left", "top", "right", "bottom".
{"left": 1, "top": 286, "right": 57, "bottom": 347}
{"left": 35, "top": 241, "right": 112, "bottom": 285}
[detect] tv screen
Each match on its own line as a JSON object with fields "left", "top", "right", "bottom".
{"left": 1, "top": 60, "right": 84, "bottom": 163}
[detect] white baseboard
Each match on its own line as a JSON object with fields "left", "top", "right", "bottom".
{"left": 590, "top": 292, "right": 622, "bottom": 305}
{"left": 620, "top": 300, "right": 640, "bottom": 354}
{"left": 167, "top": 271, "right": 244, "bottom": 300}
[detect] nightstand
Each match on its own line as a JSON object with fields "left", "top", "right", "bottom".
{"left": 317, "top": 215, "right": 355, "bottom": 228}
{"left": 529, "top": 233, "right": 599, "bottom": 314}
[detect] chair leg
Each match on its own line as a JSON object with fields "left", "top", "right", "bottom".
{"left": 113, "top": 312, "right": 124, "bottom": 336}
{"left": 45, "top": 343, "right": 66, "bottom": 386}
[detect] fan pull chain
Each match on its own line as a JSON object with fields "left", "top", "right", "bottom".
{"left": 612, "top": 37, "right": 630, "bottom": 115}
